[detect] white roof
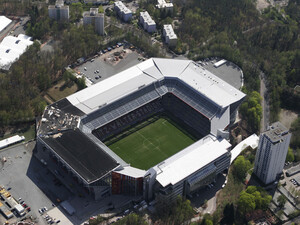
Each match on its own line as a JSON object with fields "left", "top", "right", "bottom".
{"left": 14, "top": 204, "right": 24, "bottom": 212}
{"left": 155, "top": 135, "right": 231, "bottom": 187}
{"left": 0, "top": 16, "right": 12, "bottom": 33}
{"left": 0, "top": 135, "right": 25, "bottom": 149}
{"left": 230, "top": 134, "right": 259, "bottom": 163}
{"left": 115, "top": 166, "right": 146, "bottom": 178}
{"left": 0, "top": 34, "right": 33, "bottom": 70}
{"left": 67, "top": 58, "right": 245, "bottom": 114}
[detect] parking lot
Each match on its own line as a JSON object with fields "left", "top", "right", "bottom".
{"left": 0, "top": 142, "right": 71, "bottom": 225}
{"left": 75, "top": 45, "right": 142, "bottom": 84}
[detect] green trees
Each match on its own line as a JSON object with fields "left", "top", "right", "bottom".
{"left": 277, "top": 194, "right": 287, "bottom": 208}
{"left": 232, "top": 156, "right": 251, "bottom": 181}
{"left": 237, "top": 186, "right": 272, "bottom": 215}
{"left": 115, "top": 213, "right": 147, "bottom": 225}
{"left": 286, "top": 147, "right": 295, "bottom": 162}
{"left": 239, "top": 91, "right": 262, "bottom": 133}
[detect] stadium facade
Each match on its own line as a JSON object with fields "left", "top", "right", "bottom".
{"left": 37, "top": 58, "right": 245, "bottom": 201}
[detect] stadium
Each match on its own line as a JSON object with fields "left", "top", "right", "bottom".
{"left": 36, "top": 58, "right": 245, "bottom": 201}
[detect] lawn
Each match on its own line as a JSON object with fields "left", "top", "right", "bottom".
{"left": 0, "top": 124, "right": 35, "bottom": 141}
{"left": 45, "top": 80, "right": 78, "bottom": 103}
{"left": 107, "top": 117, "right": 196, "bottom": 170}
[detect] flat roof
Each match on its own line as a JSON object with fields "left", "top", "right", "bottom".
{"left": 67, "top": 58, "right": 245, "bottom": 115}
{"left": 114, "top": 166, "right": 146, "bottom": 178}
{"left": 0, "top": 34, "right": 33, "bottom": 70}
{"left": 41, "top": 129, "right": 119, "bottom": 183}
{"left": 0, "top": 16, "right": 12, "bottom": 33}
{"left": 264, "top": 121, "right": 289, "bottom": 143}
{"left": 155, "top": 135, "right": 231, "bottom": 187}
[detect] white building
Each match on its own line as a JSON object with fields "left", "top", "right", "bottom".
{"left": 114, "top": 1, "right": 132, "bottom": 22}
{"left": 163, "top": 24, "right": 177, "bottom": 47}
{"left": 48, "top": 0, "right": 69, "bottom": 21}
{"left": 83, "top": 8, "right": 105, "bottom": 35}
{"left": 0, "top": 34, "right": 33, "bottom": 71}
{"left": 0, "top": 16, "right": 12, "bottom": 33}
{"left": 254, "top": 122, "right": 291, "bottom": 185}
{"left": 156, "top": 0, "right": 173, "bottom": 12}
{"left": 139, "top": 11, "right": 156, "bottom": 33}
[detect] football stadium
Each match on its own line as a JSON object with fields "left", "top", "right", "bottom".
{"left": 37, "top": 58, "right": 245, "bottom": 201}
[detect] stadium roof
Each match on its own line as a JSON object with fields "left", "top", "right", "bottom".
{"left": 0, "top": 34, "right": 33, "bottom": 70}
{"left": 154, "top": 135, "right": 231, "bottom": 187}
{"left": 41, "top": 129, "right": 119, "bottom": 183}
{"left": 0, "top": 16, "right": 12, "bottom": 33}
{"left": 114, "top": 166, "right": 146, "bottom": 178}
{"left": 67, "top": 58, "right": 245, "bottom": 115}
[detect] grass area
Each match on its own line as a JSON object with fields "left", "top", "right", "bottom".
{"left": 107, "top": 117, "right": 196, "bottom": 170}
{"left": 0, "top": 124, "right": 35, "bottom": 141}
{"left": 46, "top": 80, "right": 78, "bottom": 102}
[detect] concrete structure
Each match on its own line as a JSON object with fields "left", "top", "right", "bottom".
{"left": 83, "top": 8, "right": 105, "bottom": 35}
{"left": 37, "top": 58, "right": 245, "bottom": 201}
{"left": 0, "top": 34, "right": 33, "bottom": 71}
{"left": 139, "top": 11, "right": 156, "bottom": 33}
{"left": 114, "top": 1, "right": 132, "bottom": 22}
{"left": 48, "top": 0, "right": 69, "bottom": 21}
{"left": 156, "top": 0, "right": 173, "bottom": 12}
{"left": 254, "top": 122, "right": 291, "bottom": 185}
{"left": 0, "top": 16, "right": 12, "bottom": 33}
{"left": 163, "top": 24, "right": 177, "bottom": 47}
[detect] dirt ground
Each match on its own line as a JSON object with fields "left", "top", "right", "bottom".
{"left": 279, "top": 109, "right": 298, "bottom": 129}
{"left": 256, "top": 0, "right": 270, "bottom": 12}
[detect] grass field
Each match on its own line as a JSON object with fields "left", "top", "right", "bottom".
{"left": 107, "top": 117, "right": 196, "bottom": 170}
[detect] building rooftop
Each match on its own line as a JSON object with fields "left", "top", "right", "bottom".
{"left": 264, "top": 121, "right": 289, "bottom": 143}
{"left": 0, "top": 34, "right": 33, "bottom": 70}
{"left": 0, "top": 16, "right": 12, "bottom": 33}
{"left": 66, "top": 58, "right": 245, "bottom": 115}
{"left": 114, "top": 1, "right": 132, "bottom": 14}
{"left": 140, "top": 11, "right": 155, "bottom": 26}
{"left": 156, "top": 0, "right": 173, "bottom": 8}
{"left": 154, "top": 135, "right": 231, "bottom": 187}
{"left": 163, "top": 24, "right": 177, "bottom": 39}
{"left": 114, "top": 166, "right": 146, "bottom": 178}
{"left": 41, "top": 129, "right": 119, "bottom": 183}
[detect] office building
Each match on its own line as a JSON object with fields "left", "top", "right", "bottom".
{"left": 254, "top": 122, "right": 291, "bottom": 185}
{"left": 48, "top": 0, "right": 69, "bottom": 21}
{"left": 83, "top": 8, "right": 105, "bottom": 35}
{"left": 139, "top": 11, "right": 156, "bottom": 33}
{"left": 163, "top": 24, "right": 177, "bottom": 47}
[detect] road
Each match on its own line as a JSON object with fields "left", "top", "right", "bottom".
{"left": 260, "top": 71, "right": 269, "bottom": 132}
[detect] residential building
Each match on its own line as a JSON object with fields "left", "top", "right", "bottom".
{"left": 83, "top": 8, "right": 105, "bottom": 35}
{"left": 48, "top": 0, "right": 69, "bottom": 21}
{"left": 163, "top": 24, "right": 177, "bottom": 47}
{"left": 156, "top": 0, "right": 173, "bottom": 12}
{"left": 254, "top": 122, "right": 291, "bottom": 185}
{"left": 139, "top": 11, "right": 156, "bottom": 33}
{"left": 114, "top": 1, "right": 132, "bottom": 22}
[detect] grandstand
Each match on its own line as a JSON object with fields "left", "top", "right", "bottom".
{"left": 37, "top": 58, "right": 245, "bottom": 201}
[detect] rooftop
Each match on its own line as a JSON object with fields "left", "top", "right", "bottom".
{"left": 41, "top": 129, "right": 119, "bottom": 183}
{"left": 66, "top": 58, "right": 245, "bottom": 115}
{"left": 264, "top": 121, "right": 289, "bottom": 143}
{"left": 0, "top": 16, "right": 12, "bottom": 33}
{"left": 0, "top": 34, "right": 33, "bottom": 70}
{"left": 154, "top": 135, "right": 231, "bottom": 187}
{"left": 114, "top": 166, "right": 146, "bottom": 178}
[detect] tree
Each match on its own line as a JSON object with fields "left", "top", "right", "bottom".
{"left": 233, "top": 156, "right": 251, "bottom": 181}
{"left": 220, "top": 203, "right": 234, "bottom": 225}
{"left": 237, "top": 191, "right": 256, "bottom": 215}
{"left": 286, "top": 147, "right": 295, "bottom": 162}
{"left": 277, "top": 194, "right": 287, "bottom": 208}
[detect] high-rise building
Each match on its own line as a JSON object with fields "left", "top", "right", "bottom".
{"left": 83, "top": 8, "right": 105, "bottom": 35}
{"left": 48, "top": 0, "right": 69, "bottom": 21}
{"left": 254, "top": 122, "right": 291, "bottom": 185}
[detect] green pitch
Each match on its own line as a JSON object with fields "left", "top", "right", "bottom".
{"left": 107, "top": 116, "right": 196, "bottom": 170}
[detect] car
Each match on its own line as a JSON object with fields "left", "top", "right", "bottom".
{"left": 107, "top": 47, "right": 112, "bottom": 51}
{"left": 26, "top": 207, "right": 31, "bottom": 212}
{"left": 95, "top": 76, "right": 99, "bottom": 79}
{"left": 38, "top": 209, "right": 43, "bottom": 214}
{"left": 18, "top": 198, "right": 22, "bottom": 202}
{"left": 7, "top": 187, "right": 11, "bottom": 191}
{"left": 56, "top": 220, "right": 61, "bottom": 223}
{"left": 20, "top": 200, "right": 24, "bottom": 204}
{"left": 22, "top": 203, "right": 27, "bottom": 208}
{"left": 84, "top": 67, "right": 87, "bottom": 71}
{"left": 96, "top": 69, "right": 100, "bottom": 73}
{"left": 43, "top": 206, "right": 48, "bottom": 211}
{"left": 91, "top": 59, "right": 95, "bottom": 62}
